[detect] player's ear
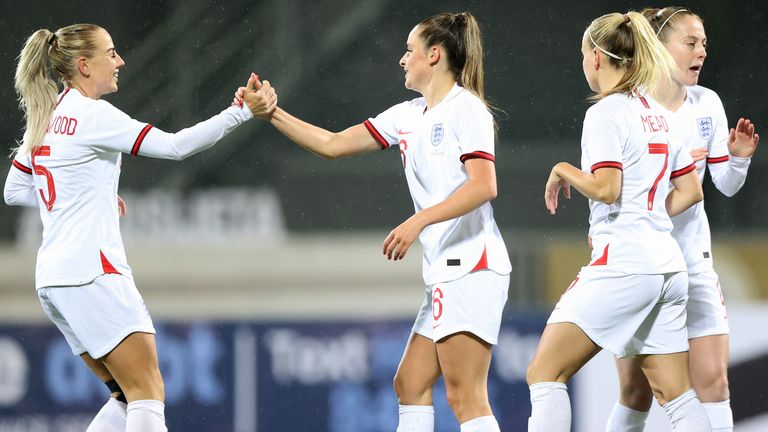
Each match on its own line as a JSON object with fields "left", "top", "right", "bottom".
{"left": 428, "top": 45, "right": 441, "bottom": 66}
{"left": 77, "top": 57, "right": 90, "bottom": 77}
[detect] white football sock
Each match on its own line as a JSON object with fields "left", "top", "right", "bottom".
{"left": 396, "top": 404, "right": 434, "bottom": 432}
{"left": 86, "top": 397, "right": 127, "bottom": 432}
{"left": 662, "top": 389, "right": 711, "bottom": 431}
{"left": 126, "top": 399, "right": 168, "bottom": 432}
{"left": 605, "top": 401, "right": 649, "bottom": 432}
{"left": 703, "top": 399, "right": 733, "bottom": 432}
{"left": 528, "top": 382, "right": 571, "bottom": 432}
{"left": 460, "top": 415, "right": 500, "bottom": 432}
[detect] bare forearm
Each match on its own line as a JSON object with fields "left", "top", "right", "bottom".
{"left": 554, "top": 162, "right": 620, "bottom": 203}
{"left": 270, "top": 108, "right": 339, "bottom": 159}
{"left": 414, "top": 179, "right": 496, "bottom": 228}
{"left": 665, "top": 189, "right": 699, "bottom": 217}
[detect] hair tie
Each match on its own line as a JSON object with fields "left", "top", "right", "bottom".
{"left": 657, "top": 8, "right": 688, "bottom": 35}
{"left": 588, "top": 31, "right": 628, "bottom": 63}
{"left": 623, "top": 14, "right": 631, "bottom": 24}
{"left": 47, "top": 33, "right": 57, "bottom": 46}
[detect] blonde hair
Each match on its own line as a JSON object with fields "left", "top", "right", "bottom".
{"left": 585, "top": 11, "right": 679, "bottom": 100}
{"left": 417, "top": 12, "right": 488, "bottom": 107}
{"left": 14, "top": 24, "right": 103, "bottom": 155}
{"left": 641, "top": 6, "right": 703, "bottom": 43}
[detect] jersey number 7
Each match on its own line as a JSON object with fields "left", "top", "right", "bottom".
{"left": 647, "top": 143, "right": 669, "bottom": 211}
{"left": 31, "top": 145, "right": 56, "bottom": 211}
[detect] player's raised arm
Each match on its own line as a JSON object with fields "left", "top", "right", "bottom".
{"left": 240, "top": 77, "right": 380, "bottom": 159}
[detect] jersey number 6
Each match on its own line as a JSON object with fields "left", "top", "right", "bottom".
{"left": 647, "top": 143, "right": 669, "bottom": 211}
{"left": 31, "top": 146, "right": 56, "bottom": 211}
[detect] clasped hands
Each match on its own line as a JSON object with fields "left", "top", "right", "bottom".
{"left": 233, "top": 72, "right": 277, "bottom": 120}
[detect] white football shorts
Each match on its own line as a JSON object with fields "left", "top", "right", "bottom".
{"left": 38, "top": 273, "right": 155, "bottom": 358}
{"left": 547, "top": 267, "right": 689, "bottom": 358}
{"left": 412, "top": 269, "right": 510, "bottom": 345}
{"left": 686, "top": 268, "right": 729, "bottom": 339}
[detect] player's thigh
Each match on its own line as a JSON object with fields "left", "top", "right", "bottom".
{"left": 615, "top": 356, "right": 653, "bottom": 410}
{"left": 527, "top": 322, "right": 601, "bottom": 384}
{"left": 394, "top": 332, "right": 441, "bottom": 398}
{"left": 436, "top": 331, "right": 492, "bottom": 389}
{"left": 102, "top": 331, "right": 163, "bottom": 396}
{"left": 81, "top": 352, "right": 114, "bottom": 382}
{"left": 689, "top": 334, "right": 729, "bottom": 400}
{"left": 639, "top": 352, "right": 692, "bottom": 405}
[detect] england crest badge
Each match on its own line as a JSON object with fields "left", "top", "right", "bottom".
{"left": 431, "top": 123, "right": 444, "bottom": 146}
{"left": 697, "top": 117, "right": 713, "bottom": 140}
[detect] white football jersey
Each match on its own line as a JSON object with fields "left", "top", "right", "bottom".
{"left": 581, "top": 91, "right": 695, "bottom": 274}
{"left": 671, "top": 85, "right": 750, "bottom": 273}
{"left": 365, "top": 84, "right": 511, "bottom": 285}
{"left": 4, "top": 88, "right": 252, "bottom": 289}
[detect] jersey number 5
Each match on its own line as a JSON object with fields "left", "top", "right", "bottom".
{"left": 647, "top": 143, "right": 669, "bottom": 211}
{"left": 31, "top": 146, "right": 56, "bottom": 211}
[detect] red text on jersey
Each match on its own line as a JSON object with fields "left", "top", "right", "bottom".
{"left": 47, "top": 116, "right": 78, "bottom": 136}
{"left": 640, "top": 115, "right": 669, "bottom": 133}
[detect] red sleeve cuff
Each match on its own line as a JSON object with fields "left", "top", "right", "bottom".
{"left": 671, "top": 163, "right": 697, "bottom": 178}
{"left": 460, "top": 151, "right": 495, "bottom": 163}
{"left": 706, "top": 155, "right": 729, "bottom": 164}
{"left": 12, "top": 160, "right": 32, "bottom": 175}
{"left": 363, "top": 120, "right": 390, "bottom": 150}
{"left": 590, "top": 161, "right": 623, "bottom": 173}
{"left": 131, "top": 124, "right": 154, "bottom": 156}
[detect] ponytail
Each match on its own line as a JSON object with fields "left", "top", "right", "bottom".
{"left": 13, "top": 23, "right": 103, "bottom": 156}
{"left": 14, "top": 29, "right": 59, "bottom": 155}
{"left": 586, "top": 11, "right": 679, "bottom": 100}
{"left": 417, "top": 12, "right": 488, "bottom": 108}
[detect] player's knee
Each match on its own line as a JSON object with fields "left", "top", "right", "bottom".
{"left": 620, "top": 383, "right": 654, "bottom": 410}
{"left": 526, "top": 360, "right": 561, "bottom": 385}
{"left": 695, "top": 372, "right": 730, "bottom": 402}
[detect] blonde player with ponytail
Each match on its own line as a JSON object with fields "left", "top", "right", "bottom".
{"left": 4, "top": 24, "right": 274, "bottom": 432}
{"left": 606, "top": 7, "right": 759, "bottom": 432}
{"left": 526, "top": 12, "right": 710, "bottom": 432}
{"left": 236, "top": 11, "right": 511, "bottom": 432}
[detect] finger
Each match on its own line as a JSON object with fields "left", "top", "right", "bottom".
{"left": 259, "top": 81, "right": 271, "bottom": 96}
{"left": 729, "top": 128, "right": 736, "bottom": 144}
{"left": 736, "top": 117, "right": 746, "bottom": 132}
{"left": 564, "top": 184, "right": 571, "bottom": 199}
{"left": 382, "top": 233, "right": 394, "bottom": 255}
{"left": 754, "top": 133, "right": 760, "bottom": 147}
{"left": 398, "top": 243, "right": 410, "bottom": 260}
{"left": 246, "top": 73, "right": 259, "bottom": 91}
{"left": 747, "top": 122, "right": 755, "bottom": 137}
{"left": 386, "top": 240, "right": 397, "bottom": 260}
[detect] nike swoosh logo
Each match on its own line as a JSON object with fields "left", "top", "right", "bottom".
{"left": 398, "top": 129, "right": 413, "bottom": 135}
{"left": 432, "top": 323, "right": 442, "bottom": 329}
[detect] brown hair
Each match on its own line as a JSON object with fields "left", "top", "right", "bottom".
{"left": 585, "top": 11, "right": 679, "bottom": 100}
{"left": 417, "top": 12, "right": 488, "bottom": 107}
{"left": 14, "top": 24, "right": 103, "bottom": 155}
{"left": 641, "top": 6, "right": 703, "bottom": 43}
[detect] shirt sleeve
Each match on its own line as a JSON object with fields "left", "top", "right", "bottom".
{"left": 364, "top": 102, "right": 409, "bottom": 150}
{"left": 90, "top": 101, "right": 253, "bottom": 160}
{"left": 704, "top": 94, "right": 750, "bottom": 196}
{"left": 4, "top": 151, "right": 38, "bottom": 207}
{"left": 457, "top": 99, "right": 495, "bottom": 164}
{"left": 580, "top": 105, "right": 624, "bottom": 173}
{"left": 670, "top": 139, "right": 696, "bottom": 179}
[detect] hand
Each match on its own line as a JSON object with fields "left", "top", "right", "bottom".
{"left": 117, "top": 195, "right": 127, "bottom": 217}
{"left": 236, "top": 73, "right": 277, "bottom": 120}
{"left": 382, "top": 214, "right": 427, "bottom": 261}
{"left": 689, "top": 147, "right": 708, "bottom": 162}
{"left": 728, "top": 117, "right": 759, "bottom": 158}
{"left": 544, "top": 164, "right": 571, "bottom": 215}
